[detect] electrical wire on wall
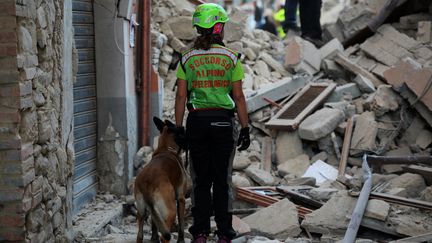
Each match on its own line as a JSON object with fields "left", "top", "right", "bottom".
{"left": 94, "top": 0, "right": 132, "bottom": 56}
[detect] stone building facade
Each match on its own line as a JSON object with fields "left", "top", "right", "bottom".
{"left": 0, "top": 0, "right": 142, "bottom": 241}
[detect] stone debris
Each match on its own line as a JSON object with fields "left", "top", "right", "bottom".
{"left": 243, "top": 199, "right": 301, "bottom": 238}
{"left": 79, "top": 0, "right": 432, "bottom": 242}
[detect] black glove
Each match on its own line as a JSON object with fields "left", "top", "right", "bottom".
{"left": 237, "top": 127, "right": 250, "bottom": 151}
{"left": 175, "top": 126, "right": 187, "bottom": 150}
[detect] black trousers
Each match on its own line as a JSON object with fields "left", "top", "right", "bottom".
{"left": 186, "top": 113, "right": 236, "bottom": 239}
{"left": 299, "top": 0, "right": 323, "bottom": 40}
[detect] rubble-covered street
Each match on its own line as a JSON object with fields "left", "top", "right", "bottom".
{"left": 73, "top": 0, "right": 432, "bottom": 242}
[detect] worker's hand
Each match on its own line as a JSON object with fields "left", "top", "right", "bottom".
{"left": 175, "top": 126, "right": 187, "bottom": 150}
{"left": 237, "top": 127, "right": 250, "bottom": 151}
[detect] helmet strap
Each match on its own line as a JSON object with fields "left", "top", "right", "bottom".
{"left": 212, "top": 23, "right": 224, "bottom": 35}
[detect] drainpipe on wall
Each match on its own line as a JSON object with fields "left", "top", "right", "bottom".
{"left": 138, "top": 0, "right": 151, "bottom": 146}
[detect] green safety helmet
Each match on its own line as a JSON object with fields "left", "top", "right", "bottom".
{"left": 192, "top": 3, "right": 229, "bottom": 29}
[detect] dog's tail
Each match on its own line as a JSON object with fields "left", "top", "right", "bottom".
{"left": 149, "top": 201, "right": 171, "bottom": 241}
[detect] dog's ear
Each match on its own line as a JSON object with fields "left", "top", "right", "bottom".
{"left": 164, "top": 120, "right": 176, "bottom": 128}
{"left": 153, "top": 117, "right": 165, "bottom": 133}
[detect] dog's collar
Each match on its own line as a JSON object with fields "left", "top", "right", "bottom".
{"left": 167, "top": 146, "right": 179, "bottom": 154}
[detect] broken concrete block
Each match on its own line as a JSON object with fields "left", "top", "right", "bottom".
{"left": 319, "top": 38, "right": 344, "bottom": 60}
{"left": 364, "top": 85, "right": 401, "bottom": 117}
{"left": 242, "top": 38, "right": 262, "bottom": 55}
{"left": 275, "top": 131, "right": 304, "bottom": 165}
{"left": 377, "top": 24, "right": 420, "bottom": 50}
{"left": 364, "top": 199, "right": 390, "bottom": 221}
{"left": 401, "top": 116, "right": 426, "bottom": 145}
{"left": 154, "top": 7, "right": 172, "bottom": 23}
{"left": 244, "top": 47, "right": 257, "bottom": 61}
{"left": 302, "top": 160, "right": 339, "bottom": 185}
{"left": 416, "top": 129, "right": 432, "bottom": 149}
{"left": 284, "top": 36, "right": 321, "bottom": 75}
{"left": 233, "top": 153, "right": 251, "bottom": 170}
{"left": 232, "top": 172, "right": 252, "bottom": 188}
{"left": 371, "top": 63, "right": 390, "bottom": 80}
{"left": 260, "top": 52, "right": 290, "bottom": 77}
{"left": 339, "top": 3, "right": 375, "bottom": 34}
{"left": 243, "top": 199, "right": 301, "bottom": 238}
{"left": 311, "top": 151, "right": 328, "bottom": 163}
{"left": 298, "top": 108, "right": 345, "bottom": 141}
{"left": 168, "top": 16, "right": 197, "bottom": 40}
{"left": 334, "top": 53, "right": 383, "bottom": 87}
{"left": 324, "top": 100, "right": 356, "bottom": 119}
{"left": 226, "top": 41, "right": 243, "bottom": 54}
{"left": 326, "top": 83, "right": 362, "bottom": 103}
{"left": 404, "top": 67, "right": 432, "bottom": 112}
{"left": 301, "top": 191, "right": 356, "bottom": 235}
{"left": 390, "top": 207, "right": 432, "bottom": 237}
{"left": 246, "top": 76, "right": 307, "bottom": 113}
{"left": 350, "top": 111, "right": 378, "bottom": 156}
{"left": 322, "top": 59, "right": 347, "bottom": 79}
{"left": 417, "top": 21, "right": 432, "bottom": 43}
{"left": 420, "top": 186, "right": 432, "bottom": 202}
{"left": 169, "top": 37, "right": 187, "bottom": 53}
{"left": 277, "top": 154, "right": 310, "bottom": 178}
{"left": 383, "top": 58, "right": 423, "bottom": 91}
{"left": 356, "top": 55, "right": 377, "bottom": 71}
{"left": 399, "top": 13, "right": 432, "bottom": 30}
{"left": 382, "top": 146, "right": 411, "bottom": 174}
{"left": 253, "top": 60, "right": 271, "bottom": 79}
{"left": 308, "top": 188, "right": 338, "bottom": 201}
{"left": 323, "top": 23, "right": 345, "bottom": 43}
{"left": 360, "top": 34, "right": 409, "bottom": 66}
{"left": 244, "top": 167, "right": 276, "bottom": 186}
{"left": 385, "top": 173, "right": 427, "bottom": 198}
{"left": 232, "top": 215, "right": 251, "bottom": 235}
{"left": 353, "top": 74, "right": 375, "bottom": 93}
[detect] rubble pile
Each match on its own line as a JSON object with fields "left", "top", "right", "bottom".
{"left": 133, "top": 0, "right": 432, "bottom": 242}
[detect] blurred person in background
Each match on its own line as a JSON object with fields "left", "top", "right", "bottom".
{"left": 259, "top": 8, "right": 278, "bottom": 36}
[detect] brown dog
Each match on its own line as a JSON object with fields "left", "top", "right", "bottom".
{"left": 134, "top": 117, "right": 187, "bottom": 243}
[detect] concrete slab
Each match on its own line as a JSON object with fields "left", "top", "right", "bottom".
{"left": 298, "top": 107, "right": 345, "bottom": 141}
{"left": 243, "top": 198, "right": 301, "bottom": 238}
{"left": 301, "top": 191, "right": 356, "bottom": 235}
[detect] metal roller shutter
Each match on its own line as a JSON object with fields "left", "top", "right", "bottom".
{"left": 72, "top": 0, "right": 98, "bottom": 215}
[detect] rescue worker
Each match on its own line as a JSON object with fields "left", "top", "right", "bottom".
{"left": 273, "top": 3, "right": 286, "bottom": 38}
{"left": 174, "top": 3, "right": 250, "bottom": 243}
